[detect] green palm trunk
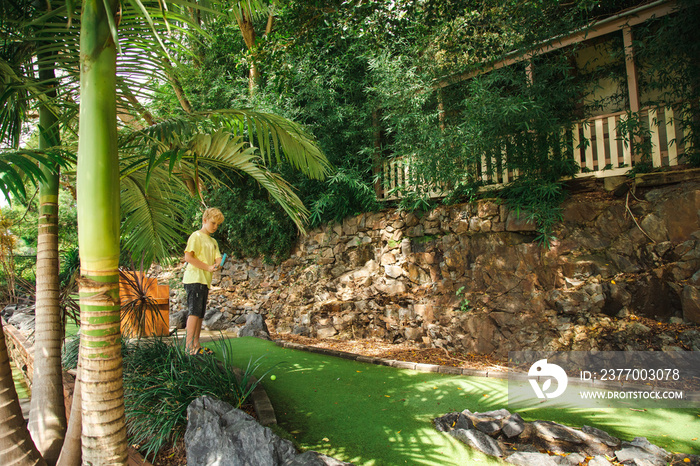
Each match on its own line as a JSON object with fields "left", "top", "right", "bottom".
{"left": 29, "top": 57, "right": 67, "bottom": 466}
{"left": 76, "top": 0, "right": 127, "bottom": 463}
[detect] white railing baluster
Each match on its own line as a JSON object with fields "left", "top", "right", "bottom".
{"left": 491, "top": 148, "right": 500, "bottom": 185}
{"left": 382, "top": 161, "right": 388, "bottom": 199}
{"left": 608, "top": 116, "right": 619, "bottom": 168}
{"left": 389, "top": 160, "right": 396, "bottom": 197}
{"left": 403, "top": 159, "right": 410, "bottom": 190}
{"left": 666, "top": 105, "right": 678, "bottom": 166}
{"left": 620, "top": 113, "right": 633, "bottom": 168}
{"left": 572, "top": 122, "right": 581, "bottom": 172}
{"left": 649, "top": 107, "right": 662, "bottom": 167}
{"left": 595, "top": 117, "right": 606, "bottom": 171}
{"left": 583, "top": 123, "right": 595, "bottom": 171}
{"left": 682, "top": 103, "right": 693, "bottom": 159}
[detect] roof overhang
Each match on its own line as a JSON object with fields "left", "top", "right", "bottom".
{"left": 434, "top": 0, "right": 682, "bottom": 89}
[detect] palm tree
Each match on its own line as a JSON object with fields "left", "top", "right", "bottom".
{"left": 0, "top": 3, "right": 73, "bottom": 463}
{"left": 0, "top": 318, "right": 47, "bottom": 465}
{"left": 29, "top": 25, "right": 70, "bottom": 466}
{"left": 74, "top": 0, "right": 128, "bottom": 461}
{"left": 77, "top": 3, "right": 328, "bottom": 461}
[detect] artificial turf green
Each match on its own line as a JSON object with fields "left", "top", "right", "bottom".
{"left": 211, "top": 337, "right": 700, "bottom": 466}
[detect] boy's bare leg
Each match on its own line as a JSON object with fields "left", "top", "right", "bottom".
{"left": 193, "top": 317, "right": 203, "bottom": 349}
{"left": 185, "top": 315, "right": 202, "bottom": 353}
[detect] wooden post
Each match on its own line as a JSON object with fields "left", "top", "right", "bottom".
{"left": 372, "top": 109, "right": 383, "bottom": 199}
{"left": 437, "top": 88, "right": 446, "bottom": 131}
{"left": 623, "top": 26, "right": 642, "bottom": 163}
{"left": 623, "top": 26, "right": 640, "bottom": 114}
{"left": 526, "top": 61, "right": 534, "bottom": 85}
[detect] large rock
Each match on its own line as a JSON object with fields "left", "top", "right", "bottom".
{"left": 614, "top": 437, "right": 672, "bottom": 466}
{"left": 462, "top": 409, "right": 512, "bottom": 436}
{"left": 203, "top": 309, "right": 230, "bottom": 331}
{"left": 6, "top": 306, "right": 35, "bottom": 333}
{"left": 169, "top": 309, "right": 188, "bottom": 329}
{"left": 502, "top": 413, "right": 525, "bottom": 438}
{"left": 186, "top": 396, "right": 353, "bottom": 466}
{"left": 681, "top": 285, "right": 700, "bottom": 324}
{"left": 1, "top": 304, "right": 21, "bottom": 319}
{"left": 185, "top": 396, "right": 297, "bottom": 465}
{"left": 505, "top": 452, "right": 559, "bottom": 466}
{"left": 450, "top": 428, "right": 504, "bottom": 457}
{"left": 239, "top": 313, "right": 272, "bottom": 340}
{"left": 655, "top": 188, "right": 700, "bottom": 243}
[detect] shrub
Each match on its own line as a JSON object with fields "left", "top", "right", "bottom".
{"left": 63, "top": 336, "right": 268, "bottom": 461}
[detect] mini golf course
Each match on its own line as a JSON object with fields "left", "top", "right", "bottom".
{"left": 210, "top": 337, "right": 700, "bottom": 466}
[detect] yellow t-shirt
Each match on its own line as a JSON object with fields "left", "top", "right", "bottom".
{"left": 183, "top": 230, "right": 221, "bottom": 288}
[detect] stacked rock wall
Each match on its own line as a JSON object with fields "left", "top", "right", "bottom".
{"left": 167, "top": 180, "right": 700, "bottom": 358}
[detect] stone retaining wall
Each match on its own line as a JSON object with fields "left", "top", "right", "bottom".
{"left": 2, "top": 317, "right": 33, "bottom": 385}
{"left": 165, "top": 179, "right": 700, "bottom": 358}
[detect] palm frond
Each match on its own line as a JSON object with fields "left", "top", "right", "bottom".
{"left": 181, "top": 130, "right": 310, "bottom": 231}
{"left": 119, "top": 108, "right": 330, "bottom": 233}
{"left": 0, "top": 148, "right": 70, "bottom": 202}
{"left": 0, "top": 0, "right": 217, "bottom": 136}
{"left": 120, "top": 163, "right": 190, "bottom": 266}
{"left": 124, "top": 110, "right": 331, "bottom": 179}
{"left": 214, "top": 109, "right": 331, "bottom": 180}
{"left": 228, "top": 0, "right": 270, "bottom": 23}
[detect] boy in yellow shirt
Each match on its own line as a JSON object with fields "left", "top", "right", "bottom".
{"left": 183, "top": 207, "right": 224, "bottom": 355}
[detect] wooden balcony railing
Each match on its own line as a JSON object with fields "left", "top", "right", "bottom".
{"left": 378, "top": 103, "right": 694, "bottom": 200}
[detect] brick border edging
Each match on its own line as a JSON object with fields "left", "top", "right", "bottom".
{"left": 249, "top": 378, "right": 277, "bottom": 426}
{"left": 225, "top": 364, "right": 277, "bottom": 427}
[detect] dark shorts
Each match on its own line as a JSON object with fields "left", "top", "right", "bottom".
{"left": 184, "top": 283, "right": 209, "bottom": 318}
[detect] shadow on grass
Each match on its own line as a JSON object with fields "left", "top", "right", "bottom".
{"left": 211, "top": 337, "right": 699, "bottom": 465}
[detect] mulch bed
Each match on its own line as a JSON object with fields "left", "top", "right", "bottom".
{"left": 272, "top": 332, "right": 509, "bottom": 372}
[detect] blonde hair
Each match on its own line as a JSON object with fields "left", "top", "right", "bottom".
{"left": 202, "top": 207, "right": 224, "bottom": 224}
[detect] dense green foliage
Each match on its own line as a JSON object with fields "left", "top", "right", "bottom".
{"left": 0, "top": 189, "right": 78, "bottom": 299}
{"left": 6, "top": 0, "right": 696, "bottom": 265}
{"left": 372, "top": 0, "right": 700, "bottom": 240}
{"left": 186, "top": 172, "right": 299, "bottom": 263}
{"left": 153, "top": 0, "right": 699, "bottom": 250}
